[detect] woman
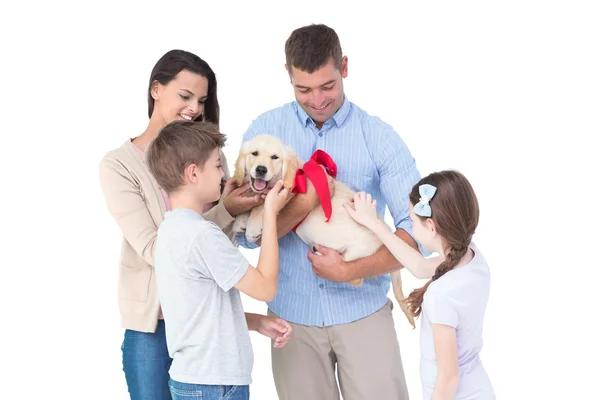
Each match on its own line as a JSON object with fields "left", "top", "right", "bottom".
{"left": 99, "top": 49, "right": 291, "bottom": 399}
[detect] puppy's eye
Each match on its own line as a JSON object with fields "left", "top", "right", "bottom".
{"left": 271, "top": 155, "right": 279, "bottom": 160}
{"left": 251, "top": 151, "right": 258, "bottom": 156}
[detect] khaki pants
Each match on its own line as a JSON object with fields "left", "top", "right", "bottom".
{"left": 268, "top": 300, "right": 409, "bottom": 400}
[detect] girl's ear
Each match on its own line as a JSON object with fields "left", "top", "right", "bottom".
{"left": 426, "top": 218, "right": 438, "bottom": 236}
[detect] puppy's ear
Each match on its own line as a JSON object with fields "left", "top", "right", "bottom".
{"left": 233, "top": 143, "right": 248, "bottom": 186}
{"left": 282, "top": 146, "right": 302, "bottom": 189}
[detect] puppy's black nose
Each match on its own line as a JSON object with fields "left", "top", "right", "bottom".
{"left": 255, "top": 165, "right": 267, "bottom": 176}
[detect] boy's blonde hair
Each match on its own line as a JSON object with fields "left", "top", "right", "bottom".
{"left": 146, "top": 120, "right": 226, "bottom": 194}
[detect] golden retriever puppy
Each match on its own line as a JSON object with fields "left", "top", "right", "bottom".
{"left": 232, "top": 134, "right": 414, "bottom": 328}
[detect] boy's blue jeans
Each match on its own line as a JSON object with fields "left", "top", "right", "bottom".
{"left": 169, "top": 379, "right": 250, "bottom": 400}
{"left": 122, "top": 320, "right": 173, "bottom": 399}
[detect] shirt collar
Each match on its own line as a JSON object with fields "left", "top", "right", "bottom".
{"left": 294, "top": 95, "right": 351, "bottom": 128}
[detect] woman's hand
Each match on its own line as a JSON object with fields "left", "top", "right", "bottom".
{"left": 222, "top": 178, "right": 265, "bottom": 216}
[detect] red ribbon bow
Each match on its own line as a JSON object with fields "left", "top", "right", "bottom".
{"left": 291, "top": 150, "right": 337, "bottom": 232}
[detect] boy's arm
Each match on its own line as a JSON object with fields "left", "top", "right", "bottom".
{"left": 254, "top": 188, "right": 321, "bottom": 244}
{"left": 236, "top": 193, "right": 317, "bottom": 248}
{"left": 234, "top": 208, "right": 279, "bottom": 301}
{"left": 245, "top": 313, "right": 292, "bottom": 348}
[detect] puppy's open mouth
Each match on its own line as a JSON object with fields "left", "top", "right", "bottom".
{"left": 250, "top": 177, "right": 269, "bottom": 192}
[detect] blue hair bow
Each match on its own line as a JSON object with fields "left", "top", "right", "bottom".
{"left": 413, "top": 184, "right": 437, "bottom": 217}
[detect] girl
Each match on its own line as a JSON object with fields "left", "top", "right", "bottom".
{"left": 344, "top": 170, "right": 495, "bottom": 400}
{"left": 99, "top": 49, "right": 292, "bottom": 399}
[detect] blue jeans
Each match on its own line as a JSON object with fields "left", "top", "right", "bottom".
{"left": 122, "top": 319, "right": 173, "bottom": 399}
{"left": 169, "top": 379, "right": 249, "bottom": 400}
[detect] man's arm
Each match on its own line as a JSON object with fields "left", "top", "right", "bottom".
{"left": 347, "top": 124, "right": 426, "bottom": 278}
{"left": 310, "top": 228, "right": 418, "bottom": 283}
{"left": 254, "top": 194, "right": 317, "bottom": 245}
{"left": 241, "top": 174, "right": 332, "bottom": 247}
{"left": 237, "top": 194, "right": 315, "bottom": 249}
{"left": 309, "top": 124, "right": 425, "bottom": 282}
{"left": 347, "top": 228, "right": 418, "bottom": 277}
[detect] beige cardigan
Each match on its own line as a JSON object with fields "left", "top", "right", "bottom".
{"left": 99, "top": 139, "right": 235, "bottom": 333}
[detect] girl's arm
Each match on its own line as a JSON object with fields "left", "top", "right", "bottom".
{"left": 344, "top": 192, "right": 438, "bottom": 279}
{"left": 431, "top": 323, "right": 460, "bottom": 400}
{"left": 368, "top": 220, "right": 440, "bottom": 279}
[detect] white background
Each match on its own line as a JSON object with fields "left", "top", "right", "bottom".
{"left": 1, "top": 1, "right": 598, "bottom": 398}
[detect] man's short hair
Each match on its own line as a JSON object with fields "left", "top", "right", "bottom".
{"left": 285, "top": 24, "right": 343, "bottom": 73}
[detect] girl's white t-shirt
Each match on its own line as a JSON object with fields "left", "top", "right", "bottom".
{"left": 419, "top": 243, "right": 495, "bottom": 400}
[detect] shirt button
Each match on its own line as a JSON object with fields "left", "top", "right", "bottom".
{"left": 318, "top": 132, "right": 323, "bottom": 137}
{"left": 319, "top": 284, "right": 324, "bottom": 288}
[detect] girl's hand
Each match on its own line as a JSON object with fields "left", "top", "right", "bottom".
{"left": 344, "top": 192, "right": 379, "bottom": 228}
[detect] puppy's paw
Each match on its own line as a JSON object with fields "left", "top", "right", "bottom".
{"left": 232, "top": 213, "right": 250, "bottom": 234}
{"left": 311, "top": 245, "right": 323, "bottom": 256}
{"left": 245, "top": 224, "right": 263, "bottom": 244}
{"left": 347, "top": 278, "right": 364, "bottom": 287}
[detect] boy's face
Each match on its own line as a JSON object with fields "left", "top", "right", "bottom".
{"left": 195, "top": 148, "right": 225, "bottom": 203}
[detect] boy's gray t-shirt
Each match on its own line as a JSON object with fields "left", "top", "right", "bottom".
{"left": 155, "top": 208, "right": 252, "bottom": 385}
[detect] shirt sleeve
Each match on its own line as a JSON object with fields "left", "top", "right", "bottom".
{"left": 98, "top": 157, "right": 158, "bottom": 266}
{"left": 368, "top": 119, "right": 431, "bottom": 256}
{"left": 423, "top": 288, "right": 460, "bottom": 328}
{"left": 193, "top": 223, "right": 250, "bottom": 291}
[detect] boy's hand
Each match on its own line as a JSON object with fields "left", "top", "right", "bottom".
{"left": 222, "top": 178, "right": 266, "bottom": 216}
{"left": 264, "top": 180, "right": 289, "bottom": 216}
{"left": 256, "top": 316, "right": 292, "bottom": 348}
{"left": 344, "top": 192, "right": 379, "bottom": 229}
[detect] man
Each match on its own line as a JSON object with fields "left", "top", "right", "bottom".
{"left": 237, "top": 24, "right": 423, "bottom": 400}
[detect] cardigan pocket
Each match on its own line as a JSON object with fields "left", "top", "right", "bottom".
{"left": 118, "top": 263, "right": 152, "bottom": 303}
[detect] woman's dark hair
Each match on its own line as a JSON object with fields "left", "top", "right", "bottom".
{"left": 147, "top": 49, "right": 219, "bottom": 126}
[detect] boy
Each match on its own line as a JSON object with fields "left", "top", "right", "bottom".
{"left": 146, "top": 120, "right": 290, "bottom": 400}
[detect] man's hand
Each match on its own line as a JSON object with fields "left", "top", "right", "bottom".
{"left": 307, "top": 244, "right": 355, "bottom": 283}
{"left": 292, "top": 169, "right": 336, "bottom": 212}
{"left": 222, "top": 178, "right": 266, "bottom": 216}
{"left": 255, "top": 315, "right": 293, "bottom": 348}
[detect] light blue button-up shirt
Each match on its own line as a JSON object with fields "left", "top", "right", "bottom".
{"left": 237, "top": 97, "right": 423, "bottom": 327}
